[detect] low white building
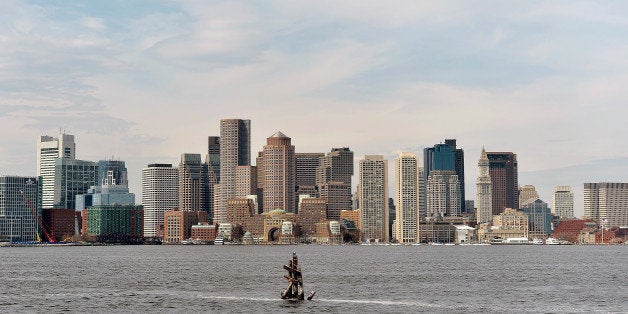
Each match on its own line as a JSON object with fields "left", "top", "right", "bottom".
{"left": 454, "top": 225, "right": 475, "bottom": 244}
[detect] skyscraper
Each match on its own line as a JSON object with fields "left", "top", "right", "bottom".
{"left": 552, "top": 186, "right": 574, "bottom": 220}
{"left": 445, "top": 139, "right": 465, "bottom": 212}
{"left": 476, "top": 148, "right": 492, "bottom": 224}
{"left": 97, "top": 160, "right": 128, "bottom": 187}
{"left": 207, "top": 136, "right": 220, "bottom": 183}
{"left": 426, "top": 170, "right": 461, "bottom": 218}
{"left": 235, "top": 166, "right": 257, "bottom": 198}
{"left": 141, "top": 164, "right": 178, "bottom": 238}
{"left": 317, "top": 147, "right": 354, "bottom": 220}
{"left": 519, "top": 185, "right": 539, "bottom": 206}
{"left": 37, "top": 132, "right": 75, "bottom": 209}
{"left": 0, "top": 176, "right": 39, "bottom": 242}
{"left": 358, "top": 155, "right": 389, "bottom": 242}
{"left": 424, "top": 140, "right": 465, "bottom": 213}
{"left": 53, "top": 159, "right": 98, "bottom": 210}
{"left": 178, "top": 153, "right": 208, "bottom": 213}
{"left": 215, "top": 119, "right": 251, "bottom": 223}
{"left": 486, "top": 152, "right": 518, "bottom": 215}
{"left": 521, "top": 198, "right": 552, "bottom": 238}
{"left": 295, "top": 153, "right": 324, "bottom": 209}
{"left": 395, "top": 152, "right": 419, "bottom": 243}
{"left": 262, "top": 131, "right": 295, "bottom": 213}
{"left": 584, "top": 183, "right": 628, "bottom": 228}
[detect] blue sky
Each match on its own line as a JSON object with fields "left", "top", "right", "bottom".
{"left": 2, "top": 1, "right": 628, "bottom": 216}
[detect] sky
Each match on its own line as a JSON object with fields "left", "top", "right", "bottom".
{"left": 2, "top": 1, "right": 628, "bottom": 217}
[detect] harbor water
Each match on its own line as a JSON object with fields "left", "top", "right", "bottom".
{"left": 1, "top": 245, "right": 626, "bottom": 313}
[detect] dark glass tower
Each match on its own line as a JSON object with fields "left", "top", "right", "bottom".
{"left": 486, "top": 152, "right": 518, "bottom": 215}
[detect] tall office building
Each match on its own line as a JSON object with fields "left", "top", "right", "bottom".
{"left": 207, "top": 136, "right": 220, "bottom": 183}
{"left": 358, "top": 155, "right": 389, "bottom": 242}
{"left": 215, "top": 119, "right": 250, "bottom": 223}
{"left": 53, "top": 159, "right": 99, "bottom": 210}
{"left": 426, "top": 170, "right": 461, "bottom": 218}
{"left": 141, "top": 164, "right": 178, "bottom": 238}
{"left": 476, "top": 148, "right": 492, "bottom": 224}
{"left": 262, "top": 131, "right": 295, "bottom": 213}
{"left": 37, "top": 132, "right": 75, "bottom": 209}
{"left": 97, "top": 160, "right": 128, "bottom": 187}
{"left": 519, "top": 185, "right": 539, "bottom": 206}
{"left": 584, "top": 183, "right": 628, "bottom": 228}
{"left": 317, "top": 147, "right": 354, "bottom": 220}
{"left": 417, "top": 166, "right": 426, "bottom": 220}
{"left": 295, "top": 153, "right": 323, "bottom": 203}
{"left": 394, "top": 152, "right": 419, "bottom": 243}
{"left": 0, "top": 176, "right": 39, "bottom": 242}
{"left": 552, "top": 186, "right": 574, "bottom": 219}
{"left": 424, "top": 140, "right": 465, "bottom": 211}
{"left": 521, "top": 198, "right": 552, "bottom": 238}
{"left": 235, "top": 166, "right": 257, "bottom": 198}
{"left": 445, "top": 140, "right": 465, "bottom": 212}
{"left": 178, "top": 154, "right": 208, "bottom": 212}
{"left": 76, "top": 160, "right": 134, "bottom": 211}
{"left": 486, "top": 152, "right": 518, "bottom": 215}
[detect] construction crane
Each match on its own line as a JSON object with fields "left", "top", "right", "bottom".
{"left": 19, "top": 190, "right": 56, "bottom": 243}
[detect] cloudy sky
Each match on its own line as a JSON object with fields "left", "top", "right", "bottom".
{"left": 2, "top": 1, "right": 628, "bottom": 216}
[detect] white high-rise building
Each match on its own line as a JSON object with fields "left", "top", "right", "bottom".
{"left": 142, "top": 164, "right": 179, "bottom": 238}
{"left": 552, "top": 186, "right": 574, "bottom": 219}
{"left": 394, "top": 152, "right": 418, "bottom": 243}
{"left": 215, "top": 119, "right": 250, "bottom": 223}
{"left": 358, "top": 155, "right": 389, "bottom": 243}
{"left": 476, "top": 148, "right": 492, "bottom": 224}
{"left": 427, "top": 170, "right": 461, "bottom": 218}
{"left": 37, "top": 132, "right": 75, "bottom": 209}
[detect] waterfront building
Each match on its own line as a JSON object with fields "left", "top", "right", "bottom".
{"left": 395, "top": 152, "right": 419, "bottom": 243}
{"left": 190, "top": 222, "right": 218, "bottom": 242}
{"left": 340, "top": 209, "right": 361, "bottom": 229}
{"left": 454, "top": 225, "right": 475, "bottom": 244}
{"left": 295, "top": 153, "right": 323, "bottom": 204}
{"left": 226, "top": 198, "right": 266, "bottom": 238}
{"left": 417, "top": 221, "right": 456, "bottom": 243}
{"left": 552, "top": 186, "right": 574, "bottom": 220}
{"left": 358, "top": 155, "right": 389, "bottom": 243}
{"left": 521, "top": 198, "right": 552, "bottom": 238}
{"left": 550, "top": 219, "right": 595, "bottom": 244}
{"left": 584, "top": 183, "right": 628, "bottom": 228}
{"left": 163, "top": 208, "right": 207, "bottom": 244}
{"left": 0, "top": 176, "right": 38, "bottom": 242}
{"left": 262, "top": 131, "right": 296, "bottom": 213}
{"left": 427, "top": 170, "right": 461, "bottom": 218}
{"left": 207, "top": 136, "right": 220, "bottom": 183}
{"left": 38, "top": 132, "right": 75, "bottom": 209}
{"left": 476, "top": 148, "right": 492, "bottom": 224}
{"left": 178, "top": 153, "right": 209, "bottom": 213}
{"left": 53, "top": 159, "right": 98, "bottom": 210}
{"left": 315, "top": 221, "right": 341, "bottom": 244}
{"left": 81, "top": 205, "right": 143, "bottom": 243}
{"left": 235, "top": 166, "right": 257, "bottom": 199}
{"left": 42, "top": 208, "right": 77, "bottom": 242}
{"left": 519, "top": 185, "right": 539, "bottom": 206}
{"left": 141, "top": 164, "right": 178, "bottom": 238}
{"left": 486, "top": 152, "right": 519, "bottom": 215}
{"left": 215, "top": 118, "right": 251, "bottom": 223}
{"left": 295, "top": 198, "right": 327, "bottom": 240}
{"left": 317, "top": 148, "right": 353, "bottom": 220}
{"left": 478, "top": 208, "right": 529, "bottom": 242}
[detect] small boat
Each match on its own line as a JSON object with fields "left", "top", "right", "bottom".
{"left": 214, "top": 237, "right": 224, "bottom": 245}
{"left": 546, "top": 237, "right": 560, "bottom": 245}
{"left": 281, "top": 252, "right": 315, "bottom": 301}
{"left": 532, "top": 238, "right": 544, "bottom": 245}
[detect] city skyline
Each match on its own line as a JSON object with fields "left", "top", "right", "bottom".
{"left": 2, "top": 2, "right": 628, "bottom": 217}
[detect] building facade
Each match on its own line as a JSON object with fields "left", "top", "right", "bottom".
{"left": 552, "top": 186, "right": 574, "bottom": 220}
{"left": 584, "top": 183, "right": 628, "bottom": 228}
{"left": 53, "top": 159, "right": 99, "bottom": 210}
{"left": 486, "top": 152, "right": 518, "bottom": 215}
{"left": 394, "top": 152, "right": 419, "bottom": 243}
{"left": 262, "top": 131, "right": 296, "bottom": 213}
{"left": 518, "top": 185, "right": 539, "bottom": 206}
{"left": 358, "top": 155, "right": 389, "bottom": 242}
{"left": 81, "top": 205, "right": 143, "bottom": 243}
{"left": 37, "top": 132, "right": 75, "bottom": 209}
{"left": 521, "top": 198, "right": 552, "bottom": 238}
{"left": 141, "top": 164, "right": 178, "bottom": 238}
{"left": 0, "top": 176, "right": 39, "bottom": 242}
{"left": 427, "top": 170, "right": 461, "bottom": 218}
{"left": 317, "top": 147, "right": 353, "bottom": 220}
{"left": 476, "top": 148, "right": 492, "bottom": 224}
{"left": 163, "top": 209, "right": 207, "bottom": 243}
{"left": 215, "top": 118, "right": 251, "bottom": 223}
{"left": 235, "top": 165, "right": 257, "bottom": 199}
{"left": 178, "top": 153, "right": 209, "bottom": 213}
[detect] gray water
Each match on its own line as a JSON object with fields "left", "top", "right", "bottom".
{"left": 1, "top": 245, "right": 626, "bottom": 313}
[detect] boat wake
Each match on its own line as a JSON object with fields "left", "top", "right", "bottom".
{"left": 199, "top": 295, "right": 444, "bottom": 308}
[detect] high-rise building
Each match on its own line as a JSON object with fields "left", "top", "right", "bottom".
{"left": 215, "top": 119, "right": 250, "bottom": 223}
{"left": 521, "top": 198, "right": 552, "bottom": 238}
{"left": 418, "top": 166, "right": 426, "bottom": 220}
{"left": 317, "top": 147, "right": 354, "bottom": 220}
{"left": 141, "top": 164, "right": 178, "bottom": 238}
{"left": 0, "top": 176, "right": 39, "bottom": 242}
{"left": 207, "top": 136, "right": 220, "bottom": 183}
{"left": 295, "top": 153, "right": 323, "bottom": 210}
{"left": 178, "top": 154, "right": 209, "bottom": 213}
{"left": 97, "top": 160, "right": 128, "bottom": 186}
{"left": 424, "top": 140, "right": 465, "bottom": 213}
{"left": 53, "top": 159, "right": 99, "bottom": 210}
{"left": 552, "top": 186, "right": 574, "bottom": 220}
{"left": 426, "top": 170, "right": 461, "bottom": 218}
{"left": 395, "top": 152, "right": 419, "bottom": 243}
{"left": 358, "top": 155, "right": 389, "bottom": 242}
{"left": 486, "top": 152, "right": 518, "bottom": 215}
{"left": 262, "top": 131, "right": 295, "bottom": 213}
{"left": 235, "top": 166, "right": 257, "bottom": 198}
{"left": 476, "top": 148, "right": 492, "bottom": 224}
{"left": 445, "top": 140, "right": 465, "bottom": 212}
{"left": 584, "top": 183, "right": 628, "bottom": 228}
{"left": 37, "top": 132, "right": 75, "bottom": 209}
{"left": 519, "top": 185, "right": 539, "bottom": 206}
